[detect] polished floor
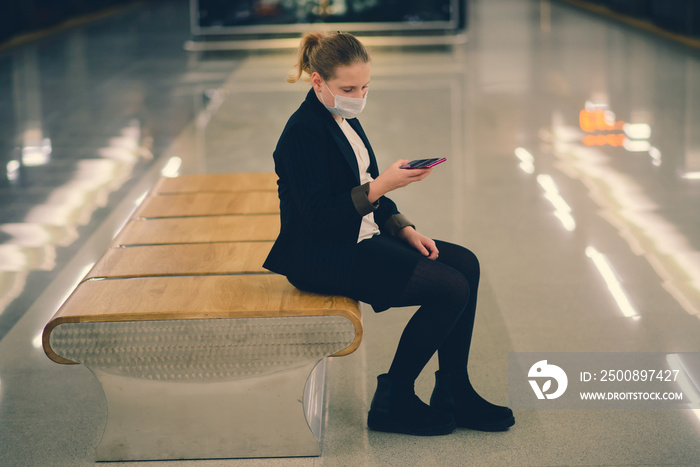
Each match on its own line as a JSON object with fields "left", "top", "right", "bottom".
{"left": 1, "top": 0, "right": 700, "bottom": 466}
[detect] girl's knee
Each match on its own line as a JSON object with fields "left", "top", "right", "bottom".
{"left": 436, "top": 241, "right": 480, "bottom": 277}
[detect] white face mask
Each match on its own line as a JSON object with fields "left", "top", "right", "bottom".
{"left": 321, "top": 81, "right": 367, "bottom": 119}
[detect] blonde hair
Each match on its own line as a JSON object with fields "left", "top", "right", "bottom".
{"left": 287, "top": 31, "right": 370, "bottom": 83}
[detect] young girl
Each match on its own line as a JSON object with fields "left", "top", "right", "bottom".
{"left": 263, "top": 31, "right": 514, "bottom": 436}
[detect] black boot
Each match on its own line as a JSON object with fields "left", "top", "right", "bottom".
{"left": 430, "top": 369, "right": 515, "bottom": 431}
{"left": 367, "top": 374, "right": 456, "bottom": 436}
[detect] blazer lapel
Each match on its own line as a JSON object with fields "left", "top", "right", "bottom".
{"left": 328, "top": 122, "right": 361, "bottom": 183}
{"left": 348, "top": 118, "right": 379, "bottom": 178}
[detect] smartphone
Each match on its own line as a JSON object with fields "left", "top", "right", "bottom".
{"left": 400, "top": 157, "right": 447, "bottom": 169}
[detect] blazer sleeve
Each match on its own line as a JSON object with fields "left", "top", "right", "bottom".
{"left": 373, "top": 194, "right": 415, "bottom": 236}
{"left": 350, "top": 181, "right": 415, "bottom": 236}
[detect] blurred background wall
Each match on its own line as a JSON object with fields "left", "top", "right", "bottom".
{"left": 0, "top": 0, "right": 137, "bottom": 45}
{"left": 567, "top": 0, "right": 700, "bottom": 36}
{"left": 1, "top": 1, "right": 697, "bottom": 52}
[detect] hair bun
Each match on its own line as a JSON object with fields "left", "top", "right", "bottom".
{"left": 303, "top": 32, "right": 325, "bottom": 48}
{"left": 288, "top": 32, "right": 325, "bottom": 83}
{"left": 287, "top": 31, "right": 369, "bottom": 84}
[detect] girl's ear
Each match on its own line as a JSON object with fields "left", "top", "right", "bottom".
{"left": 310, "top": 72, "right": 323, "bottom": 92}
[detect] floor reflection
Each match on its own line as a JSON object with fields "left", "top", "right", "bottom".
{"left": 0, "top": 1, "right": 238, "bottom": 336}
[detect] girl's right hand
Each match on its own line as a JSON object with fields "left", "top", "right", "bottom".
{"left": 368, "top": 160, "right": 432, "bottom": 203}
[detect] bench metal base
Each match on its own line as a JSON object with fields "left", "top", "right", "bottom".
{"left": 93, "top": 359, "right": 326, "bottom": 461}
{"left": 49, "top": 317, "right": 356, "bottom": 461}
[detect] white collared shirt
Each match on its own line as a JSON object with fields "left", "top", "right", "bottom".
{"left": 337, "top": 119, "right": 381, "bottom": 243}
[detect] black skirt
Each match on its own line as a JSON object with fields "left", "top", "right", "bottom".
{"left": 288, "top": 233, "right": 422, "bottom": 312}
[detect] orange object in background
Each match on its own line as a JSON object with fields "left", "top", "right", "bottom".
{"left": 579, "top": 109, "right": 626, "bottom": 133}
{"left": 582, "top": 133, "right": 626, "bottom": 147}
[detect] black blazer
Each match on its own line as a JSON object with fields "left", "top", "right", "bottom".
{"left": 263, "top": 88, "right": 411, "bottom": 290}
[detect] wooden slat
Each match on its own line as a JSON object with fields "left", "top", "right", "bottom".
{"left": 154, "top": 173, "right": 278, "bottom": 194}
{"left": 86, "top": 242, "right": 273, "bottom": 280}
{"left": 114, "top": 214, "right": 280, "bottom": 245}
{"left": 135, "top": 192, "right": 280, "bottom": 218}
{"left": 43, "top": 274, "right": 362, "bottom": 363}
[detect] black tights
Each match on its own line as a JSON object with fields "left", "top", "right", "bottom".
{"left": 289, "top": 237, "right": 480, "bottom": 386}
{"left": 386, "top": 241, "right": 479, "bottom": 384}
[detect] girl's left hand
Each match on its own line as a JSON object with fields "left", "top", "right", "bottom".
{"left": 398, "top": 227, "right": 439, "bottom": 260}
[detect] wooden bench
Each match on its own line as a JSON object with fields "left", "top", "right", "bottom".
{"left": 114, "top": 214, "right": 280, "bottom": 245}
{"left": 152, "top": 172, "right": 278, "bottom": 194}
{"left": 42, "top": 173, "right": 362, "bottom": 462}
{"left": 85, "top": 242, "right": 273, "bottom": 279}
{"left": 134, "top": 191, "right": 280, "bottom": 218}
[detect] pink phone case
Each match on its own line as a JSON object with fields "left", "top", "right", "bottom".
{"left": 400, "top": 157, "right": 446, "bottom": 169}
